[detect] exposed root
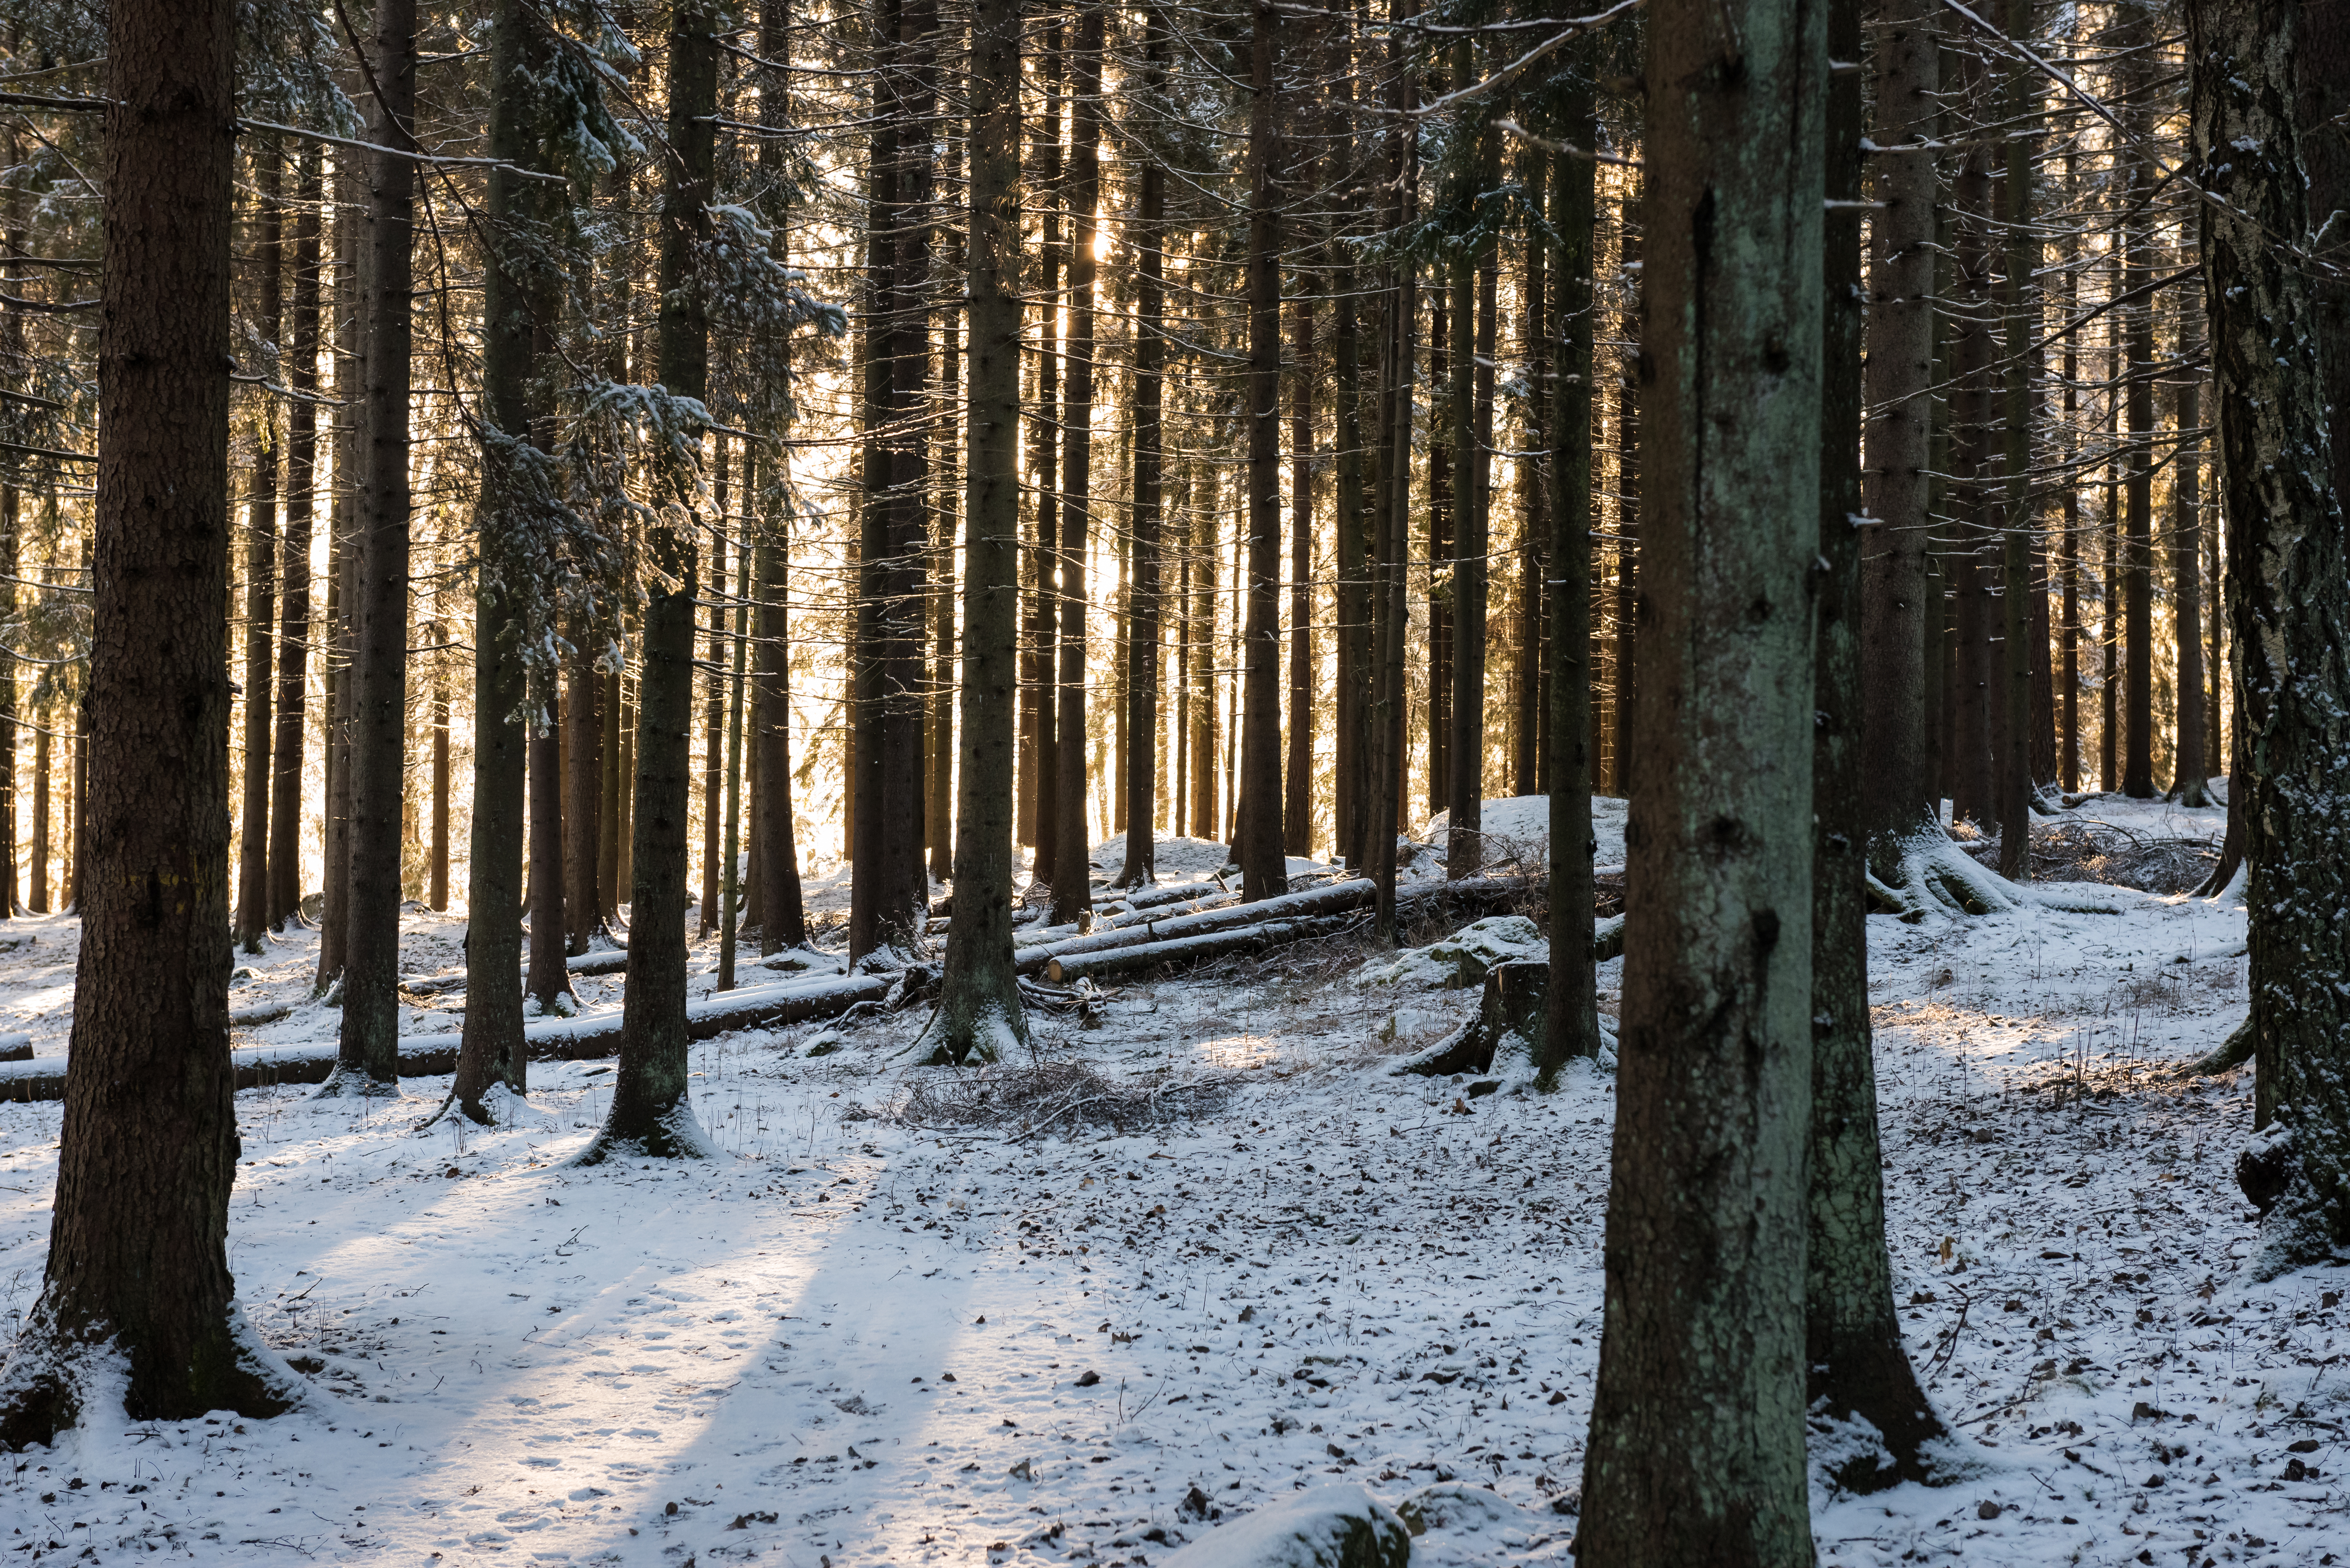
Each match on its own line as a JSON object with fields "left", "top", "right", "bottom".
{"left": 2176, "top": 1017, "right": 2253, "bottom": 1080}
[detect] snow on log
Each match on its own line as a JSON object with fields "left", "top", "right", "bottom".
{"left": 0, "top": 973, "right": 888, "bottom": 1104}
{"left": 1160, "top": 1482, "right": 1411, "bottom": 1568}
{"left": 398, "top": 946, "right": 630, "bottom": 997}
{"left": 1020, "top": 879, "right": 1380, "bottom": 976}
{"left": 1042, "top": 916, "right": 1361, "bottom": 984}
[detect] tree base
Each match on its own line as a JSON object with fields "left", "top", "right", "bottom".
{"left": 0, "top": 1311, "right": 298, "bottom": 1452}
{"left": 571, "top": 1103, "right": 720, "bottom": 1166}
{"left": 308, "top": 1064, "right": 399, "bottom": 1101}
{"left": 2177, "top": 1018, "right": 2253, "bottom": 1080}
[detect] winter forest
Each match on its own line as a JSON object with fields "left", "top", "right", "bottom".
{"left": 0, "top": 0, "right": 2345, "bottom": 1561}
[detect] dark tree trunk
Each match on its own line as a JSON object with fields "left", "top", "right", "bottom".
{"left": 1808, "top": 0, "right": 1947, "bottom": 1485}
{"left": 234, "top": 146, "right": 283, "bottom": 952}
{"left": 1578, "top": 0, "right": 1822, "bottom": 1557}
{"left": 1233, "top": 0, "right": 1288, "bottom": 902}
{"left": 1858, "top": 0, "right": 1939, "bottom": 866}
{"left": 1447, "top": 130, "right": 1496, "bottom": 883}
{"left": 855, "top": 0, "right": 936, "bottom": 954}
{"left": 428, "top": 675, "right": 449, "bottom": 909}
{"left": 1517, "top": 192, "right": 1546, "bottom": 802}
{"left": 2190, "top": 0, "right": 2350, "bottom": 1256}
{"left": 1540, "top": 90, "right": 1600, "bottom": 1081}
{"left": 1117, "top": 37, "right": 1167, "bottom": 889}
{"left": 28, "top": 726, "right": 46, "bottom": 914}
{"left": 1025, "top": 30, "right": 1065, "bottom": 883}
{"left": 1944, "top": 42, "right": 1997, "bottom": 834}
{"left": 2120, "top": 3, "right": 2157, "bottom": 800}
{"left": 1285, "top": 294, "right": 1314, "bottom": 858}
{"left": 1996, "top": 2, "right": 2035, "bottom": 878}
{"left": 567, "top": 625, "right": 603, "bottom": 949}
{"left": 753, "top": 530, "right": 806, "bottom": 950}
{"left": 2170, "top": 368, "right": 2208, "bottom": 804}
{"left": 1609, "top": 209, "right": 1639, "bottom": 798}
{"left": 270, "top": 150, "right": 321, "bottom": 929}
{"left": 458, "top": 0, "right": 564, "bottom": 1118}
{"left": 584, "top": 0, "right": 717, "bottom": 1161}
{"left": 1050, "top": 1, "right": 1104, "bottom": 922}
{"left": 701, "top": 602, "right": 722, "bottom": 937}
{"left": 0, "top": 0, "right": 292, "bottom": 1445}
{"left": 1366, "top": 5, "right": 1415, "bottom": 940}
{"left": 936, "top": 0, "right": 1030, "bottom": 1061}
{"left": 316, "top": 147, "right": 357, "bottom": 991}
{"left": 1426, "top": 292, "right": 1451, "bottom": 825}
{"left": 328, "top": 0, "right": 419, "bottom": 1093}
{"left": 1332, "top": 270, "right": 1368, "bottom": 867}
{"left": 930, "top": 224, "right": 962, "bottom": 885}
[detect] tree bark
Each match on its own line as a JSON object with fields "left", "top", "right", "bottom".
{"left": 28, "top": 725, "right": 47, "bottom": 915}
{"left": 1365, "top": 1, "right": 1416, "bottom": 940}
{"left": 1332, "top": 268, "right": 1368, "bottom": 867}
{"left": 1578, "top": 0, "right": 1822, "bottom": 1556}
{"left": 2189, "top": 0, "right": 2350, "bottom": 1258}
{"left": 270, "top": 150, "right": 321, "bottom": 930}
{"left": 849, "top": 0, "right": 936, "bottom": 956}
{"left": 328, "top": 0, "right": 419, "bottom": 1093}
{"left": 1117, "top": 28, "right": 1167, "bottom": 890}
{"left": 1944, "top": 39, "right": 1997, "bottom": 834}
{"left": 459, "top": 0, "right": 564, "bottom": 1118}
{"left": 0, "top": 0, "right": 291, "bottom": 1444}
{"left": 936, "top": 0, "right": 1031, "bottom": 1061}
{"left": 753, "top": 528, "right": 806, "bottom": 949}
{"left": 2170, "top": 368, "right": 2208, "bottom": 804}
{"left": 583, "top": 0, "right": 718, "bottom": 1161}
{"left": 1285, "top": 294, "right": 1314, "bottom": 858}
{"left": 1232, "top": 0, "right": 1289, "bottom": 903}
{"left": 567, "top": 621, "right": 603, "bottom": 948}
{"left": 234, "top": 146, "right": 283, "bottom": 952}
{"left": 1050, "top": 0, "right": 1104, "bottom": 922}
{"left": 1541, "top": 87, "right": 1600, "bottom": 1082}
{"left": 2119, "top": 0, "right": 2157, "bottom": 800}
{"left": 1808, "top": 0, "right": 1947, "bottom": 1482}
{"left": 1858, "top": 0, "right": 1939, "bottom": 867}
{"left": 1447, "top": 135, "right": 1496, "bottom": 883}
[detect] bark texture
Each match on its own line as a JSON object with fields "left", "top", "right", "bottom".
{"left": 935, "top": 0, "right": 1030, "bottom": 1062}
{"left": 0, "top": 0, "right": 291, "bottom": 1445}
{"left": 1578, "top": 0, "right": 1823, "bottom": 1557}
{"left": 2189, "top": 0, "right": 2350, "bottom": 1262}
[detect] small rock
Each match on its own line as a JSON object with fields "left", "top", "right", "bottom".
{"left": 1074, "top": 1369, "right": 1101, "bottom": 1388}
{"left": 1007, "top": 1458, "right": 1033, "bottom": 1481}
{"left": 1177, "top": 1484, "right": 1214, "bottom": 1522}
{"left": 2142, "top": 1472, "right": 2165, "bottom": 1489}
{"left": 1976, "top": 1500, "right": 2001, "bottom": 1520}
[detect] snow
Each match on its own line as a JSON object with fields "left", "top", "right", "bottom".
{"left": 1423, "top": 795, "right": 1631, "bottom": 875}
{"left": 2, "top": 802, "right": 2343, "bottom": 1567}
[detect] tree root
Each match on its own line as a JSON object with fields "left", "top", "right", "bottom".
{"left": 2176, "top": 1018, "right": 2253, "bottom": 1079}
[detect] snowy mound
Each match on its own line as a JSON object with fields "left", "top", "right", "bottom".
{"left": 1359, "top": 915, "right": 1544, "bottom": 991}
{"left": 1423, "top": 794, "right": 1630, "bottom": 874}
{"left": 1162, "top": 1482, "right": 1410, "bottom": 1568}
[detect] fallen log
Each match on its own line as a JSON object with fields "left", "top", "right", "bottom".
{"left": 1043, "top": 915, "right": 1363, "bottom": 984}
{"left": 1018, "top": 878, "right": 1381, "bottom": 976}
{"left": 0, "top": 973, "right": 888, "bottom": 1104}
{"left": 398, "top": 946, "right": 631, "bottom": 998}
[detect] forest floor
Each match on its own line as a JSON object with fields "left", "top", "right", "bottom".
{"left": 3, "top": 793, "right": 2346, "bottom": 1568}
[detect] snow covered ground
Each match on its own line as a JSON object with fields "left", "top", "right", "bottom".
{"left": 3, "top": 796, "right": 2344, "bottom": 1568}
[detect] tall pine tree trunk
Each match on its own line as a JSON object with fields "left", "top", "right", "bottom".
{"left": 328, "top": 0, "right": 419, "bottom": 1092}
{"left": 1117, "top": 26, "right": 1166, "bottom": 889}
{"left": 566, "top": 621, "right": 603, "bottom": 948}
{"left": 2170, "top": 366, "right": 2208, "bottom": 804}
{"left": 1540, "top": 94, "right": 1600, "bottom": 1080}
{"left": 269, "top": 150, "right": 321, "bottom": 929}
{"left": 1858, "top": 0, "right": 1939, "bottom": 867}
{"left": 1232, "top": 0, "right": 1288, "bottom": 901}
{"left": 1578, "top": 0, "right": 1823, "bottom": 1555}
{"left": 936, "top": 0, "right": 1030, "bottom": 1061}
{"left": 2189, "top": 0, "right": 2350, "bottom": 1259}
{"left": 1050, "top": 0, "right": 1104, "bottom": 921}
{"left": 586, "top": 0, "right": 718, "bottom": 1160}
{"left": 234, "top": 146, "right": 283, "bottom": 952}
{"left": 1285, "top": 294, "right": 1314, "bottom": 857}
{"left": 315, "top": 154, "right": 358, "bottom": 991}
{"left": 0, "top": 0, "right": 291, "bottom": 1444}
{"left": 1807, "top": 0, "right": 1947, "bottom": 1481}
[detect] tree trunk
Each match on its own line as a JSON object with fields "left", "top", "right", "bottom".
{"left": 1858, "top": 0, "right": 1939, "bottom": 866}
{"left": 719, "top": 513, "right": 752, "bottom": 991}
{"left": 936, "top": 0, "right": 1030, "bottom": 1061}
{"left": 1541, "top": 92, "right": 1600, "bottom": 1081}
{"left": 1518, "top": 185, "right": 1547, "bottom": 801}
{"left": 1233, "top": 0, "right": 1288, "bottom": 903}
{"left": 1050, "top": 1, "right": 1104, "bottom": 922}
{"left": 1609, "top": 205, "right": 1640, "bottom": 797}
{"left": 1944, "top": 40, "right": 1997, "bottom": 834}
{"left": 328, "top": 0, "right": 418, "bottom": 1093}
{"left": 2189, "top": 0, "right": 2350, "bottom": 1257}
{"left": 2170, "top": 368, "right": 2208, "bottom": 804}
{"left": 1808, "top": 0, "right": 1947, "bottom": 1484}
{"left": 862, "top": 0, "right": 937, "bottom": 954}
{"left": 1447, "top": 107, "right": 1495, "bottom": 883}
{"left": 567, "top": 624, "right": 603, "bottom": 948}
{"left": 1285, "top": 293, "right": 1314, "bottom": 858}
{"left": 1997, "top": 1, "right": 2036, "bottom": 877}
{"left": 428, "top": 675, "right": 449, "bottom": 909}
{"left": 1427, "top": 291, "right": 1451, "bottom": 826}
{"left": 0, "top": 0, "right": 291, "bottom": 1445}
{"left": 701, "top": 599, "right": 723, "bottom": 936}
{"left": 234, "top": 146, "right": 283, "bottom": 952}
{"left": 1117, "top": 37, "right": 1166, "bottom": 890}
{"left": 270, "top": 149, "right": 321, "bottom": 930}
{"left": 2120, "top": 3, "right": 2157, "bottom": 800}
{"left": 584, "top": 0, "right": 717, "bottom": 1161}
{"left": 28, "top": 724, "right": 47, "bottom": 915}
{"left": 1025, "top": 31, "right": 1064, "bottom": 882}
{"left": 1332, "top": 269, "right": 1368, "bottom": 867}
{"left": 930, "top": 223, "right": 962, "bottom": 886}
{"left": 1366, "top": 7, "right": 1416, "bottom": 941}
{"left": 458, "top": 0, "right": 563, "bottom": 1118}
{"left": 753, "top": 528, "right": 806, "bottom": 949}
{"left": 1578, "top": 0, "right": 1822, "bottom": 1557}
